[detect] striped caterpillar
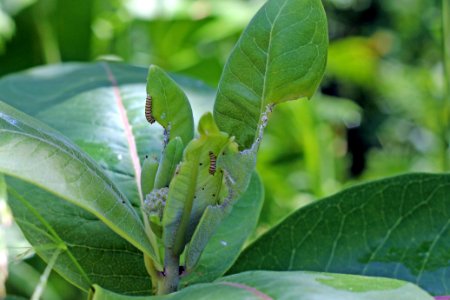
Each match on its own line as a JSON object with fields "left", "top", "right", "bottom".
{"left": 145, "top": 94, "right": 155, "bottom": 124}
{"left": 208, "top": 151, "right": 216, "bottom": 175}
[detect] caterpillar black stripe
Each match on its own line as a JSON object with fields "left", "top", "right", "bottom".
{"left": 145, "top": 95, "right": 155, "bottom": 124}
{"left": 208, "top": 151, "right": 216, "bottom": 175}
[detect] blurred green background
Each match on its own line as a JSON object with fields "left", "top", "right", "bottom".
{"left": 1, "top": 0, "right": 448, "bottom": 298}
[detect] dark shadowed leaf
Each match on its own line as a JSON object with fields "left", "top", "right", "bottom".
{"left": 6, "top": 179, "right": 152, "bottom": 294}
{"left": 230, "top": 173, "right": 450, "bottom": 296}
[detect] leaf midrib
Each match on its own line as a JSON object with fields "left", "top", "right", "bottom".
{"left": 260, "top": 0, "right": 289, "bottom": 105}
{"left": 220, "top": 281, "right": 273, "bottom": 300}
{"left": 101, "top": 63, "right": 143, "bottom": 205}
{"left": 258, "top": 0, "right": 288, "bottom": 147}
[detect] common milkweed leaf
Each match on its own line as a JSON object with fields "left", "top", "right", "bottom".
{"left": 0, "top": 62, "right": 214, "bottom": 295}
{"left": 162, "top": 113, "right": 230, "bottom": 255}
{"left": 214, "top": 0, "right": 328, "bottom": 149}
{"left": 146, "top": 65, "right": 195, "bottom": 146}
{"left": 181, "top": 173, "right": 264, "bottom": 286}
{"left": 89, "top": 271, "right": 433, "bottom": 300}
{"left": 153, "top": 137, "right": 184, "bottom": 190}
{"left": 230, "top": 173, "right": 450, "bottom": 296}
{"left": 0, "top": 101, "right": 156, "bottom": 262}
{"left": 0, "top": 62, "right": 214, "bottom": 208}
{"left": 141, "top": 157, "right": 159, "bottom": 197}
{"left": 6, "top": 179, "right": 151, "bottom": 294}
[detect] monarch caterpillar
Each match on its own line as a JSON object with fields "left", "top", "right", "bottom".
{"left": 145, "top": 95, "right": 155, "bottom": 124}
{"left": 208, "top": 151, "right": 216, "bottom": 175}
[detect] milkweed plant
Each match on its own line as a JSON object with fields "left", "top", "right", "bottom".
{"left": 0, "top": 0, "right": 448, "bottom": 299}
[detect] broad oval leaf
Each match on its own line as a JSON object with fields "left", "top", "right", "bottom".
{"left": 214, "top": 0, "right": 328, "bottom": 149}
{"left": 230, "top": 173, "right": 450, "bottom": 296}
{"left": 0, "top": 101, "right": 156, "bottom": 261}
{"left": 89, "top": 271, "right": 433, "bottom": 300}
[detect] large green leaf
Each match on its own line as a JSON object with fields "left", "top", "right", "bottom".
{"left": 89, "top": 271, "right": 433, "bottom": 300}
{"left": 0, "top": 62, "right": 214, "bottom": 207}
{"left": 6, "top": 179, "right": 151, "bottom": 295}
{"left": 0, "top": 102, "right": 155, "bottom": 292}
{"left": 0, "top": 101, "right": 155, "bottom": 258}
{"left": 230, "top": 173, "right": 450, "bottom": 296}
{"left": 180, "top": 173, "right": 264, "bottom": 287}
{"left": 0, "top": 63, "right": 215, "bottom": 292}
{"left": 213, "top": 0, "right": 328, "bottom": 149}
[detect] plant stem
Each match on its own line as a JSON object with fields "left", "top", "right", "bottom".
{"left": 157, "top": 248, "right": 180, "bottom": 295}
{"left": 442, "top": 0, "right": 450, "bottom": 170}
{"left": 144, "top": 254, "right": 160, "bottom": 294}
{"left": 32, "top": 0, "right": 61, "bottom": 64}
{"left": 31, "top": 249, "right": 62, "bottom": 300}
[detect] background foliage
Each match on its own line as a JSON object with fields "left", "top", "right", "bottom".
{"left": 0, "top": 0, "right": 448, "bottom": 299}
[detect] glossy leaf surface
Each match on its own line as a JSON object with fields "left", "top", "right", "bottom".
{"left": 0, "top": 102, "right": 154, "bottom": 293}
{"left": 90, "top": 271, "right": 433, "bottom": 300}
{"left": 0, "top": 62, "right": 214, "bottom": 207}
{"left": 230, "top": 173, "right": 450, "bottom": 296}
{"left": 214, "top": 0, "right": 328, "bottom": 149}
{"left": 0, "top": 101, "right": 155, "bottom": 259}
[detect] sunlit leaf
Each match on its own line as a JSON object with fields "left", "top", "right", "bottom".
{"left": 89, "top": 271, "right": 433, "bottom": 300}
{"left": 214, "top": 0, "right": 328, "bottom": 149}
{"left": 0, "top": 101, "right": 154, "bottom": 292}
{"left": 146, "top": 65, "right": 194, "bottom": 145}
{"left": 162, "top": 113, "right": 230, "bottom": 255}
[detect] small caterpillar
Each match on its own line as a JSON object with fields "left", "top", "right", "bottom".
{"left": 145, "top": 95, "right": 155, "bottom": 124}
{"left": 208, "top": 151, "right": 216, "bottom": 175}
